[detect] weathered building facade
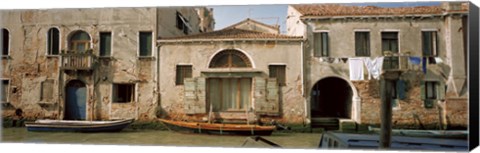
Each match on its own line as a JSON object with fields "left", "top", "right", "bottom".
{"left": 0, "top": 7, "right": 213, "bottom": 121}
{"left": 157, "top": 20, "right": 305, "bottom": 124}
{"left": 287, "top": 2, "right": 469, "bottom": 129}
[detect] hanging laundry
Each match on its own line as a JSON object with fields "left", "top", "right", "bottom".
{"left": 434, "top": 57, "right": 443, "bottom": 63}
{"left": 341, "top": 58, "right": 348, "bottom": 63}
{"left": 408, "top": 56, "right": 422, "bottom": 65}
{"left": 428, "top": 57, "right": 436, "bottom": 64}
{"left": 326, "top": 57, "right": 335, "bottom": 63}
{"left": 363, "top": 57, "right": 384, "bottom": 80}
{"left": 349, "top": 58, "right": 364, "bottom": 81}
{"left": 333, "top": 58, "right": 340, "bottom": 64}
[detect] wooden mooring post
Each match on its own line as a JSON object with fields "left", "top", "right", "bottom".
{"left": 379, "top": 71, "right": 401, "bottom": 149}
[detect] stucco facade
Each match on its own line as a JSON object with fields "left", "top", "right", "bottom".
{"left": 287, "top": 2, "right": 469, "bottom": 129}
{"left": 0, "top": 7, "right": 211, "bottom": 121}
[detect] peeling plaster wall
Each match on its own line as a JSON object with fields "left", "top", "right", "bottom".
{"left": 1, "top": 7, "right": 204, "bottom": 121}
{"left": 158, "top": 41, "right": 305, "bottom": 124}
{"left": 296, "top": 14, "right": 467, "bottom": 128}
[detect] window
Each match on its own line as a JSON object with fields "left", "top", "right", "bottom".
{"left": 47, "top": 28, "right": 60, "bottom": 55}
{"left": 112, "top": 84, "right": 135, "bottom": 103}
{"left": 381, "top": 32, "right": 398, "bottom": 53}
{"left": 41, "top": 79, "right": 54, "bottom": 102}
{"left": 139, "top": 32, "right": 152, "bottom": 57}
{"left": 425, "top": 82, "right": 437, "bottom": 100}
{"left": 209, "top": 50, "right": 252, "bottom": 68}
{"left": 313, "top": 32, "right": 329, "bottom": 57}
{"left": 1, "top": 80, "right": 9, "bottom": 102}
{"left": 422, "top": 31, "right": 437, "bottom": 56}
{"left": 69, "top": 31, "right": 91, "bottom": 53}
{"left": 355, "top": 32, "right": 370, "bottom": 56}
{"left": 176, "top": 12, "right": 191, "bottom": 35}
{"left": 99, "top": 32, "right": 112, "bottom": 57}
{"left": 1, "top": 28, "right": 9, "bottom": 56}
{"left": 269, "top": 65, "right": 286, "bottom": 86}
{"left": 176, "top": 65, "right": 192, "bottom": 85}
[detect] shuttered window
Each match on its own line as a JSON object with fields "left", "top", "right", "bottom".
{"left": 355, "top": 32, "right": 370, "bottom": 56}
{"left": 1, "top": 28, "right": 10, "bottom": 56}
{"left": 47, "top": 28, "right": 60, "bottom": 55}
{"left": 113, "top": 84, "right": 135, "bottom": 103}
{"left": 421, "top": 81, "right": 445, "bottom": 109}
{"left": 314, "top": 32, "right": 329, "bottom": 57}
{"left": 269, "top": 65, "right": 286, "bottom": 86}
{"left": 99, "top": 32, "right": 111, "bottom": 57}
{"left": 176, "top": 65, "right": 192, "bottom": 85}
{"left": 41, "top": 79, "right": 54, "bottom": 102}
{"left": 139, "top": 32, "right": 152, "bottom": 57}
{"left": 1, "top": 80, "right": 9, "bottom": 102}
{"left": 381, "top": 32, "right": 398, "bottom": 53}
{"left": 422, "top": 31, "right": 437, "bottom": 56}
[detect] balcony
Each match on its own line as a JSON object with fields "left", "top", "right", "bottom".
{"left": 60, "top": 51, "right": 95, "bottom": 71}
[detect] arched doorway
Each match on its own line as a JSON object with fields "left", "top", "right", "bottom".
{"left": 64, "top": 80, "right": 87, "bottom": 120}
{"left": 311, "top": 77, "right": 353, "bottom": 119}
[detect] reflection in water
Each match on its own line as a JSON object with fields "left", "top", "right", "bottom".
{"left": 1, "top": 128, "right": 321, "bottom": 148}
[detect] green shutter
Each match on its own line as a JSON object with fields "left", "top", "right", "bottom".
{"left": 253, "top": 77, "right": 267, "bottom": 114}
{"left": 420, "top": 81, "right": 426, "bottom": 100}
{"left": 195, "top": 77, "right": 207, "bottom": 114}
{"left": 437, "top": 81, "right": 445, "bottom": 100}
{"left": 265, "top": 78, "right": 280, "bottom": 115}
{"left": 184, "top": 78, "right": 197, "bottom": 114}
{"left": 139, "top": 32, "right": 152, "bottom": 56}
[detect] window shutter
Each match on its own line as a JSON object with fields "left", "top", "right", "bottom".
{"left": 397, "top": 80, "right": 406, "bottom": 100}
{"left": 195, "top": 77, "right": 207, "bottom": 114}
{"left": 437, "top": 81, "right": 445, "bottom": 100}
{"left": 184, "top": 78, "right": 197, "bottom": 114}
{"left": 420, "top": 81, "right": 426, "bottom": 100}
{"left": 253, "top": 77, "right": 267, "bottom": 113}
{"left": 265, "top": 78, "right": 280, "bottom": 115}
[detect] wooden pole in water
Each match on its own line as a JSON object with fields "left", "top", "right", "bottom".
{"left": 379, "top": 78, "right": 392, "bottom": 149}
{"left": 379, "top": 71, "right": 400, "bottom": 149}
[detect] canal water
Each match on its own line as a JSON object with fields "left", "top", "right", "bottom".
{"left": 1, "top": 128, "right": 322, "bottom": 149}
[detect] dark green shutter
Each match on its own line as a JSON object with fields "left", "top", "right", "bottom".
{"left": 184, "top": 78, "right": 197, "bottom": 114}
{"left": 100, "top": 32, "right": 111, "bottom": 56}
{"left": 139, "top": 32, "right": 152, "bottom": 56}
{"left": 420, "top": 81, "right": 426, "bottom": 100}
{"left": 437, "top": 81, "right": 445, "bottom": 100}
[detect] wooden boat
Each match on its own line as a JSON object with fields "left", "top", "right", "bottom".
{"left": 159, "top": 119, "right": 275, "bottom": 136}
{"left": 368, "top": 126, "right": 468, "bottom": 139}
{"left": 25, "top": 119, "right": 134, "bottom": 132}
{"left": 319, "top": 131, "right": 468, "bottom": 151}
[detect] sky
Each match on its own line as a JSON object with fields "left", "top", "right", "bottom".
{"left": 209, "top": 2, "right": 441, "bottom": 34}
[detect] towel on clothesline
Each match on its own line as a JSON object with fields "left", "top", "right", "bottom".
{"left": 363, "top": 57, "right": 384, "bottom": 80}
{"left": 349, "top": 58, "right": 364, "bottom": 81}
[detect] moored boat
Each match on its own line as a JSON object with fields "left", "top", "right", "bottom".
{"left": 159, "top": 118, "right": 275, "bottom": 136}
{"left": 25, "top": 119, "right": 134, "bottom": 132}
{"left": 319, "top": 131, "right": 468, "bottom": 151}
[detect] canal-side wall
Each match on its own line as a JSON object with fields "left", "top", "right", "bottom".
{"left": 0, "top": 7, "right": 207, "bottom": 121}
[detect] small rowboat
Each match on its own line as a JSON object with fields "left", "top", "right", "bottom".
{"left": 25, "top": 119, "right": 134, "bottom": 132}
{"left": 159, "top": 119, "right": 275, "bottom": 136}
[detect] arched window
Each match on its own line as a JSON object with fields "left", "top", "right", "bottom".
{"left": 47, "top": 28, "right": 60, "bottom": 55}
{"left": 69, "top": 30, "right": 91, "bottom": 53}
{"left": 1, "top": 28, "right": 9, "bottom": 56}
{"left": 209, "top": 50, "right": 252, "bottom": 68}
